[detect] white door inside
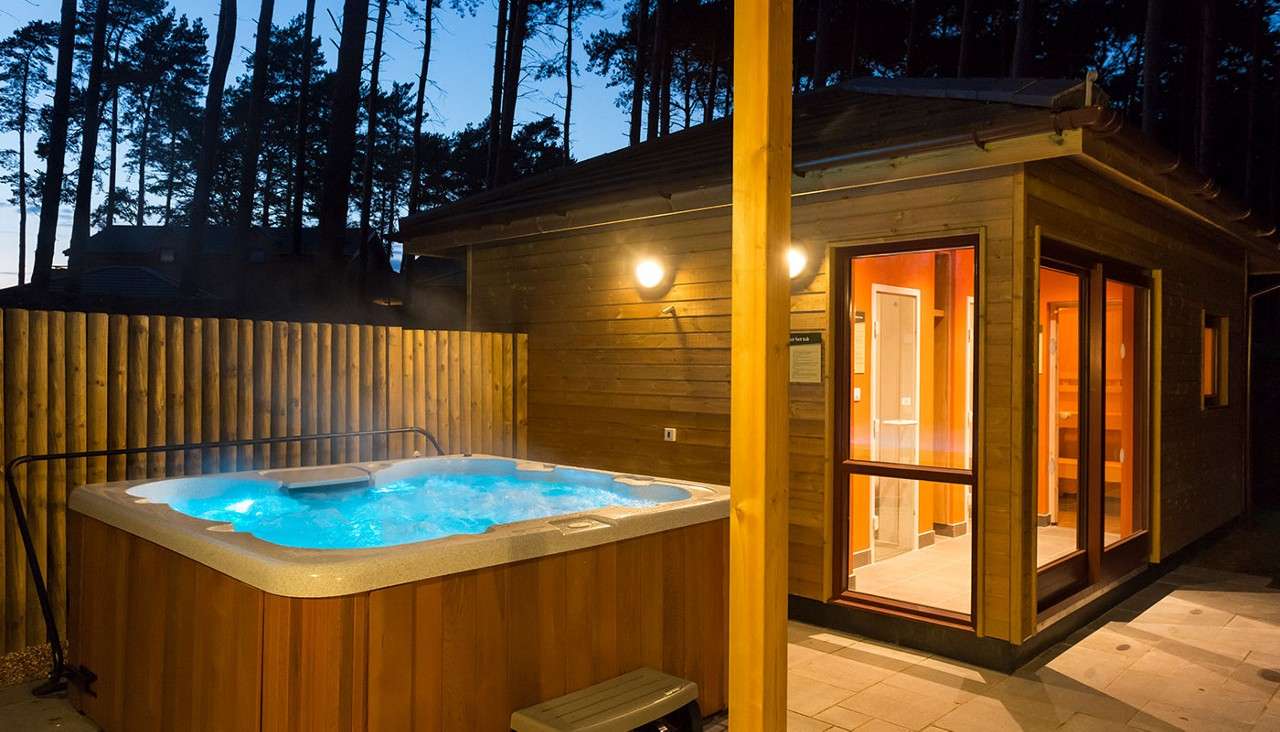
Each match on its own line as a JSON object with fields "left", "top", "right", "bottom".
{"left": 871, "top": 288, "right": 920, "bottom": 560}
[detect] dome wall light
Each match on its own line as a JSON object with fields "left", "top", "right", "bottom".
{"left": 787, "top": 246, "right": 808, "bottom": 279}
{"left": 635, "top": 258, "right": 666, "bottom": 289}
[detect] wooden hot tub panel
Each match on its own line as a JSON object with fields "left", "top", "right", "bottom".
{"left": 68, "top": 513, "right": 729, "bottom": 731}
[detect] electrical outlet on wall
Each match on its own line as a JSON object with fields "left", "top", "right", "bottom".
{"left": 663, "top": 427, "right": 678, "bottom": 442}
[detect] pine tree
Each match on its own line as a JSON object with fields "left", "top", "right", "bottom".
{"left": 0, "top": 22, "right": 57, "bottom": 286}
{"left": 31, "top": 0, "right": 78, "bottom": 289}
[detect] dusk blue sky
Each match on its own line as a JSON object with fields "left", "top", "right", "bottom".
{"left": 0, "top": 0, "right": 632, "bottom": 287}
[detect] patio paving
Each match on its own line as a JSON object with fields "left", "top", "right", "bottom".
{"left": 6, "top": 565, "right": 1280, "bottom": 730}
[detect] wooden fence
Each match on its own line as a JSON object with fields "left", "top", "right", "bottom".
{"left": 0, "top": 309, "right": 527, "bottom": 655}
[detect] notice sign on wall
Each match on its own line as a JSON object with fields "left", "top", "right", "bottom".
{"left": 789, "top": 332, "right": 823, "bottom": 384}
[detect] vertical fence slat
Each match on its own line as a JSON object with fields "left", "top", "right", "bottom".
{"left": 145, "top": 317, "right": 166, "bottom": 479}
{"left": 26, "top": 311, "right": 47, "bottom": 646}
{"left": 502, "top": 334, "right": 514, "bottom": 457}
{"left": 185, "top": 318, "right": 204, "bottom": 474}
{"left": 470, "top": 333, "right": 483, "bottom": 454}
{"left": 516, "top": 334, "right": 528, "bottom": 459}
{"left": 490, "top": 332, "right": 502, "bottom": 455}
{"left": 348, "top": 325, "right": 362, "bottom": 460}
{"left": 288, "top": 323, "right": 302, "bottom": 468}
{"left": 165, "top": 318, "right": 184, "bottom": 477}
{"left": 301, "top": 323, "right": 318, "bottom": 466}
{"left": 448, "top": 332, "right": 461, "bottom": 454}
{"left": 201, "top": 318, "right": 219, "bottom": 473}
{"left": 4, "top": 309, "right": 27, "bottom": 652}
{"left": 253, "top": 322, "right": 272, "bottom": 470}
{"left": 317, "top": 324, "right": 332, "bottom": 465}
{"left": 362, "top": 325, "right": 376, "bottom": 460}
{"left": 126, "top": 315, "right": 149, "bottom": 480}
{"left": 331, "top": 324, "right": 347, "bottom": 463}
{"left": 271, "top": 322, "right": 287, "bottom": 469}
{"left": 219, "top": 319, "right": 238, "bottom": 473}
{"left": 86, "top": 314, "right": 108, "bottom": 485}
{"left": 67, "top": 313, "right": 87, "bottom": 494}
{"left": 107, "top": 315, "right": 127, "bottom": 481}
{"left": 46, "top": 312, "right": 65, "bottom": 643}
{"left": 386, "top": 327, "right": 402, "bottom": 459}
{"left": 415, "top": 331, "right": 428, "bottom": 455}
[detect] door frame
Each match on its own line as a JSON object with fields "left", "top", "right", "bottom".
{"left": 868, "top": 283, "right": 923, "bottom": 561}
{"left": 829, "top": 234, "right": 979, "bottom": 629}
{"left": 1036, "top": 239, "right": 1153, "bottom": 614}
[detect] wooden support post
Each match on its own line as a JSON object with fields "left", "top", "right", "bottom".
{"left": 729, "top": 0, "right": 792, "bottom": 728}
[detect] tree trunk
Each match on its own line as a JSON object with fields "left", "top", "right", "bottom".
{"left": 703, "top": 5, "right": 720, "bottom": 125}
{"left": 407, "top": 0, "right": 434, "bottom": 213}
{"left": 849, "top": 0, "right": 863, "bottom": 77}
{"left": 660, "top": 46, "right": 671, "bottom": 136}
{"left": 496, "top": 0, "right": 529, "bottom": 185}
{"left": 1244, "top": 0, "right": 1264, "bottom": 196}
{"left": 180, "top": 0, "right": 237, "bottom": 294}
{"left": 31, "top": 0, "right": 78, "bottom": 289}
{"left": 1140, "top": 0, "right": 1165, "bottom": 136}
{"left": 359, "top": 0, "right": 390, "bottom": 260}
{"left": 234, "top": 0, "right": 276, "bottom": 238}
{"left": 106, "top": 47, "right": 120, "bottom": 228}
{"left": 135, "top": 89, "right": 153, "bottom": 225}
{"left": 563, "top": 0, "right": 573, "bottom": 164}
{"left": 813, "top": 0, "right": 832, "bottom": 86}
{"left": 904, "top": 0, "right": 923, "bottom": 76}
{"left": 17, "top": 63, "right": 28, "bottom": 287}
{"left": 1197, "top": 0, "right": 1217, "bottom": 175}
{"left": 646, "top": 0, "right": 669, "bottom": 140}
{"left": 318, "top": 0, "right": 370, "bottom": 262}
{"left": 485, "top": 0, "right": 509, "bottom": 188}
{"left": 69, "top": 0, "right": 111, "bottom": 283}
{"left": 957, "top": 0, "right": 975, "bottom": 76}
{"left": 1011, "top": 0, "right": 1036, "bottom": 78}
{"left": 163, "top": 130, "right": 176, "bottom": 224}
{"left": 629, "top": 0, "right": 647, "bottom": 144}
{"left": 290, "top": 0, "right": 316, "bottom": 253}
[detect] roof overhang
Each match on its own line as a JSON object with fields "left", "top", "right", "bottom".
{"left": 402, "top": 106, "right": 1280, "bottom": 272}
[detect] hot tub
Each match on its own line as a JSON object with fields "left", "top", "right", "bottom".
{"left": 67, "top": 456, "right": 729, "bottom": 731}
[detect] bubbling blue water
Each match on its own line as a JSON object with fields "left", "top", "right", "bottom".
{"left": 135, "top": 459, "right": 689, "bottom": 550}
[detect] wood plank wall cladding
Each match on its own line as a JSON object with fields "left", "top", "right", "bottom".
{"left": 1024, "top": 158, "right": 1249, "bottom": 561}
{"left": 467, "top": 167, "right": 1020, "bottom": 630}
{"left": 69, "top": 514, "right": 728, "bottom": 732}
{"left": 0, "top": 311, "right": 526, "bottom": 655}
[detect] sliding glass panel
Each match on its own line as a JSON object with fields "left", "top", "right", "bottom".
{"left": 1105, "top": 280, "right": 1148, "bottom": 546}
{"left": 1037, "top": 266, "right": 1084, "bottom": 567}
{"left": 848, "top": 246, "right": 975, "bottom": 469}
{"left": 847, "top": 476, "right": 972, "bottom": 615}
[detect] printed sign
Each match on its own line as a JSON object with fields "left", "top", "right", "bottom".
{"left": 789, "top": 332, "right": 823, "bottom": 384}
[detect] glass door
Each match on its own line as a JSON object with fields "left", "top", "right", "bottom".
{"left": 831, "top": 237, "right": 977, "bottom": 624}
{"left": 1037, "top": 245, "right": 1151, "bottom": 612}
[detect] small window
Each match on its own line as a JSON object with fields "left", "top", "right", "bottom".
{"left": 1202, "top": 313, "right": 1228, "bottom": 408}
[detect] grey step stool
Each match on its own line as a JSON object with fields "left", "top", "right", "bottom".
{"left": 510, "top": 668, "right": 702, "bottom": 732}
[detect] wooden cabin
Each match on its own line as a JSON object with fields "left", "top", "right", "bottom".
{"left": 398, "top": 78, "right": 1280, "bottom": 668}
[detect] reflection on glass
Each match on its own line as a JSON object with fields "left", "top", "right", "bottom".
{"left": 845, "top": 244, "right": 974, "bottom": 614}
{"left": 1037, "top": 267, "right": 1083, "bottom": 567}
{"left": 847, "top": 475, "right": 972, "bottom": 614}
{"left": 1105, "top": 280, "right": 1147, "bottom": 546}
{"left": 849, "top": 247, "right": 975, "bottom": 470}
